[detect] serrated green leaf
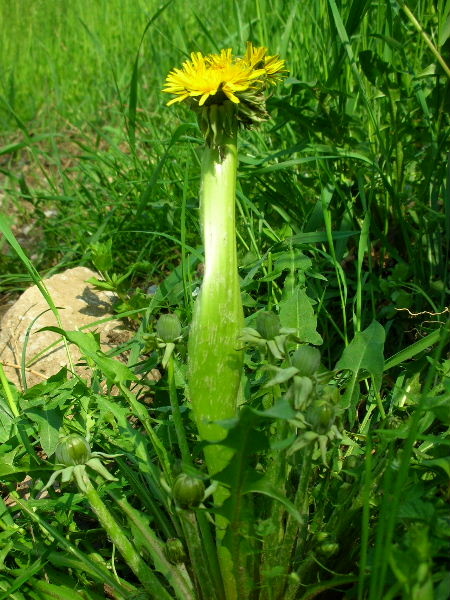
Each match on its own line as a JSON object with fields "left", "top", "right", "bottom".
{"left": 26, "top": 407, "right": 63, "bottom": 456}
{"left": 279, "top": 286, "right": 322, "bottom": 345}
{"left": 85, "top": 277, "right": 116, "bottom": 291}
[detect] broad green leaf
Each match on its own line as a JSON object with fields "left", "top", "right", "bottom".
{"left": 26, "top": 407, "right": 63, "bottom": 456}
{"left": 397, "top": 497, "right": 435, "bottom": 521}
{"left": 359, "top": 50, "right": 392, "bottom": 92}
{"left": 279, "top": 286, "right": 322, "bottom": 345}
{"left": 290, "top": 230, "right": 358, "bottom": 245}
{"left": 257, "top": 397, "right": 297, "bottom": 420}
{"left": 336, "top": 320, "right": 385, "bottom": 391}
{"left": 215, "top": 406, "right": 270, "bottom": 456}
{"left": 422, "top": 394, "right": 450, "bottom": 425}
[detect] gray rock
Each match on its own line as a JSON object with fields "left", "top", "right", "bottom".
{"left": 0, "top": 266, "right": 130, "bottom": 388}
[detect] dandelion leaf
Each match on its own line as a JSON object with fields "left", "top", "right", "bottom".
{"left": 279, "top": 286, "right": 322, "bottom": 345}
{"left": 335, "top": 320, "right": 385, "bottom": 391}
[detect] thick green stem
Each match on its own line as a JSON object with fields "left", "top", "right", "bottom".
{"left": 188, "top": 126, "right": 244, "bottom": 473}
{"left": 188, "top": 122, "right": 244, "bottom": 600}
{"left": 78, "top": 471, "right": 173, "bottom": 600}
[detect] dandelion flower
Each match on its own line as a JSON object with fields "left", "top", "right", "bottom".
{"left": 163, "top": 43, "right": 286, "bottom": 112}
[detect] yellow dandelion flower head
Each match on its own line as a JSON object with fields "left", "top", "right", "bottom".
{"left": 163, "top": 43, "right": 286, "bottom": 108}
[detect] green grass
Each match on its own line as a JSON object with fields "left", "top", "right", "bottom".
{"left": 1, "top": 1, "right": 450, "bottom": 599}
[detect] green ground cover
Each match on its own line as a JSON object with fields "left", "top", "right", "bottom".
{"left": 0, "top": 0, "right": 449, "bottom": 598}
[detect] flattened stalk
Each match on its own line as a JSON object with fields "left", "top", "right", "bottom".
{"left": 188, "top": 123, "right": 243, "bottom": 476}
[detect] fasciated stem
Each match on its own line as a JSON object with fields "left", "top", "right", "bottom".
{"left": 187, "top": 122, "right": 244, "bottom": 600}
{"left": 188, "top": 125, "right": 244, "bottom": 476}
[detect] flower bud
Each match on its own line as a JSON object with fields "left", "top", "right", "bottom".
{"left": 306, "top": 402, "right": 335, "bottom": 435}
{"left": 318, "top": 542, "right": 339, "bottom": 557}
{"left": 291, "top": 346, "right": 321, "bottom": 377}
{"left": 55, "top": 434, "right": 91, "bottom": 466}
{"left": 172, "top": 473, "right": 205, "bottom": 509}
{"left": 341, "top": 454, "right": 360, "bottom": 482}
{"left": 156, "top": 314, "right": 182, "bottom": 342}
{"left": 343, "top": 455, "right": 360, "bottom": 471}
{"left": 255, "top": 311, "right": 281, "bottom": 340}
{"left": 164, "top": 538, "right": 187, "bottom": 564}
{"left": 383, "top": 415, "right": 404, "bottom": 429}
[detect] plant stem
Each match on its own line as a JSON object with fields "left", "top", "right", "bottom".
{"left": 187, "top": 122, "right": 244, "bottom": 600}
{"left": 260, "top": 384, "right": 288, "bottom": 600}
{"left": 273, "top": 444, "right": 314, "bottom": 599}
{"left": 180, "top": 509, "right": 218, "bottom": 600}
{"left": 109, "top": 489, "right": 196, "bottom": 600}
{"left": 196, "top": 510, "right": 226, "bottom": 600}
{"left": 188, "top": 126, "right": 244, "bottom": 474}
{"left": 77, "top": 470, "right": 173, "bottom": 600}
{"left": 0, "top": 362, "right": 19, "bottom": 417}
{"left": 119, "top": 382, "right": 173, "bottom": 482}
{"left": 400, "top": 1, "right": 450, "bottom": 79}
{"left": 167, "top": 354, "right": 192, "bottom": 465}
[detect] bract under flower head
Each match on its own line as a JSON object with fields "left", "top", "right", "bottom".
{"left": 163, "top": 42, "right": 285, "bottom": 113}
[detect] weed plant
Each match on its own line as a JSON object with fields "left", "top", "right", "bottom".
{"left": 1, "top": 1, "right": 450, "bottom": 599}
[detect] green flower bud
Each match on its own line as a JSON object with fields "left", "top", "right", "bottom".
{"left": 156, "top": 314, "right": 182, "bottom": 342}
{"left": 255, "top": 311, "right": 281, "bottom": 340}
{"left": 343, "top": 455, "right": 360, "bottom": 471}
{"left": 172, "top": 473, "right": 205, "bottom": 509}
{"left": 164, "top": 538, "right": 187, "bottom": 564}
{"left": 317, "top": 384, "right": 340, "bottom": 405}
{"left": 55, "top": 434, "right": 91, "bottom": 466}
{"left": 291, "top": 346, "right": 321, "bottom": 377}
{"left": 383, "top": 415, "right": 404, "bottom": 429}
{"left": 341, "top": 455, "right": 360, "bottom": 481}
{"left": 318, "top": 542, "right": 339, "bottom": 557}
{"left": 306, "top": 402, "right": 335, "bottom": 434}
